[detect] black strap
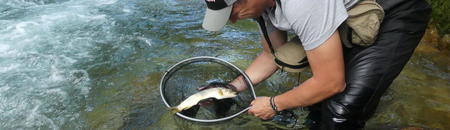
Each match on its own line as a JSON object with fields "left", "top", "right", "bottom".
{"left": 255, "top": 16, "right": 309, "bottom": 70}
{"left": 275, "top": 0, "right": 281, "bottom": 7}
{"left": 275, "top": 57, "right": 309, "bottom": 69}
{"left": 255, "top": 16, "right": 276, "bottom": 54}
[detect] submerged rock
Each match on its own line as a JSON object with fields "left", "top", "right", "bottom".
{"left": 440, "top": 34, "right": 450, "bottom": 53}
{"left": 420, "top": 23, "right": 450, "bottom": 55}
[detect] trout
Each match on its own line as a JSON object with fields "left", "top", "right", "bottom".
{"left": 170, "top": 87, "right": 237, "bottom": 113}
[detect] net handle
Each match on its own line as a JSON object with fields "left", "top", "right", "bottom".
{"left": 159, "top": 56, "right": 257, "bottom": 123}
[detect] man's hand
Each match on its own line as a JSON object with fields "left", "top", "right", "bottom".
{"left": 248, "top": 96, "right": 276, "bottom": 120}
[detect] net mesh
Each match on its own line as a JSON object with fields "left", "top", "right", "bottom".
{"left": 160, "top": 57, "right": 255, "bottom": 122}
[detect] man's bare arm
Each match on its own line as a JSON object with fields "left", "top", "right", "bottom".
{"left": 230, "top": 30, "right": 287, "bottom": 91}
{"left": 275, "top": 31, "right": 346, "bottom": 109}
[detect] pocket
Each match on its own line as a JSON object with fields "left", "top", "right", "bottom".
{"left": 346, "top": 0, "right": 385, "bottom": 46}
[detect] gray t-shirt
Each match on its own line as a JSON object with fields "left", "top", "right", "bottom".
{"left": 261, "top": 0, "right": 359, "bottom": 50}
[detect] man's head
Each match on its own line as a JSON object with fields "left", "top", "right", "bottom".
{"left": 202, "top": 0, "right": 275, "bottom": 31}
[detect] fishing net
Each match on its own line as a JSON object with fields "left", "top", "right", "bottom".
{"left": 160, "top": 56, "right": 256, "bottom": 122}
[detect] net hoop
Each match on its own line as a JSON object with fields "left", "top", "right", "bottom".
{"left": 160, "top": 56, "right": 256, "bottom": 123}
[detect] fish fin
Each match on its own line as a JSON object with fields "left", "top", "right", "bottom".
{"left": 169, "top": 107, "right": 180, "bottom": 114}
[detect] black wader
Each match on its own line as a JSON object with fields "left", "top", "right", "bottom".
{"left": 307, "top": 0, "right": 432, "bottom": 129}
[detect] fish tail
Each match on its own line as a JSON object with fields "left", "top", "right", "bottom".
{"left": 169, "top": 107, "right": 181, "bottom": 114}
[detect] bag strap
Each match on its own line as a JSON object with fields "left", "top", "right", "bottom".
{"left": 255, "top": 16, "right": 276, "bottom": 54}
{"left": 275, "top": 0, "right": 281, "bottom": 7}
{"left": 255, "top": 16, "right": 309, "bottom": 69}
{"left": 275, "top": 57, "right": 309, "bottom": 69}
{"left": 255, "top": 0, "right": 281, "bottom": 54}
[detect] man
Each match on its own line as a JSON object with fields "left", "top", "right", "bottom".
{"left": 200, "top": 0, "right": 431, "bottom": 129}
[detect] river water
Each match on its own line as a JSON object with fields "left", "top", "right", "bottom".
{"left": 0, "top": 0, "right": 448, "bottom": 129}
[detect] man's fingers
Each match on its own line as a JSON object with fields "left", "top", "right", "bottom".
{"left": 258, "top": 115, "right": 269, "bottom": 120}
{"left": 260, "top": 114, "right": 269, "bottom": 120}
{"left": 250, "top": 100, "right": 255, "bottom": 105}
{"left": 247, "top": 108, "right": 254, "bottom": 115}
{"left": 196, "top": 86, "right": 205, "bottom": 91}
{"left": 198, "top": 99, "right": 214, "bottom": 106}
{"left": 259, "top": 113, "right": 275, "bottom": 120}
{"left": 197, "top": 85, "right": 213, "bottom": 91}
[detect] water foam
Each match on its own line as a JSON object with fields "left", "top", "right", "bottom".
{"left": 0, "top": 0, "right": 117, "bottom": 128}
{"left": 0, "top": 44, "right": 10, "bottom": 52}
{"left": 137, "top": 36, "right": 153, "bottom": 47}
{"left": 24, "top": 102, "right": 59, "bottom": 130}
{"left": 0, "top": 64, "right": 19, "bottom": 73}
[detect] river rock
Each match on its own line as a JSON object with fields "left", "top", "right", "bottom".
{"left": 420, "top": 24, "right": 440, "bottom": 48}
{"left": 439, "top": 34, "right": 450, "bottom": 52}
